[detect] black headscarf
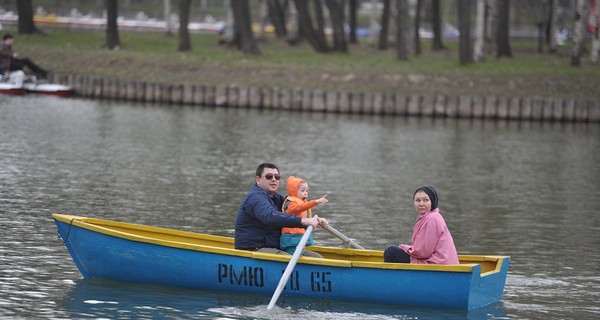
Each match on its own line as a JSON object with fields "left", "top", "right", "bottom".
{"left": 413, "top": 186, "right": 438, "bottom": 211}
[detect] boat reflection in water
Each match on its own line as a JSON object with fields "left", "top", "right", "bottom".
{"left": 61, "top": 279, "right": 507, "bottom": 320}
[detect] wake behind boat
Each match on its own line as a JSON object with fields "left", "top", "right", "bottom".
{"left": 52, "top": 213, "right": 510, "bottom": 310}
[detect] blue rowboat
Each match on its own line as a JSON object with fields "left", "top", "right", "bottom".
{"left": 52, "top": 213, "right": 510, "bottom": 310}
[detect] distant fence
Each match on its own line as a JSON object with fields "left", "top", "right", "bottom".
{"left": 50, "top": 73, "right": 600, "bottom": 123}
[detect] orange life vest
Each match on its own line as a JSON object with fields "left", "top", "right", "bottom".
{"left": 281, "top": 195, "right": 312, "bottom": 235}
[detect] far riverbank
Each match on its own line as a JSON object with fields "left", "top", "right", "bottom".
{"left": 12, "top": 29, "right": 599, "bottom": 99}
{"left": 51, "top": 72, "right": 599, "bottom": 122}
{"left": 8, "top": 28, "right": 600, "bottom": 121}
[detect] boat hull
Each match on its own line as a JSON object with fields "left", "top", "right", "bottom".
{"left": 0, "top": 83, "right": 73, "bottom": 97}
{"left": 25, "top": 83, "right": 74, "bottom": 97}
{"left": 53, "top": 214, "right": 509, "bottom": 309}
{"left": 0, "top": 83, "right": 27, "bottom": 95}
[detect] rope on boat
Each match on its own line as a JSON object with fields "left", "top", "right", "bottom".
{"left": 59, "top": 218, "right": 76, "bottom": 243}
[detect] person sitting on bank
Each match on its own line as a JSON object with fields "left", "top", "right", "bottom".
{"left": 280, "top": 176, "right": 329, "bottom": 258}
{"left": 0, "top": 34, "right": 49, "bottom": 79}
{"left": 234, "top": 163, "right": 329, "bottom": 254}
{"left": 384, "top": 186, "right": 459, "bottom": 264}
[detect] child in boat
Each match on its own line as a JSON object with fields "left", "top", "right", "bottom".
{"left": 280, "top": 176, "right": 328, "bottom": 258}
{"left": 384, "top": 186, "right": 459, "bottom": 264}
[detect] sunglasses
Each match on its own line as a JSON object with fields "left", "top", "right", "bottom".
{"left": 263, "top": 173, "right": 281, "bottom": 181}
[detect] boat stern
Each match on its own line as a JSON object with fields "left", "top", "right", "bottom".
{"left": 465, "top": 255, "right": 510, "bottom": 309}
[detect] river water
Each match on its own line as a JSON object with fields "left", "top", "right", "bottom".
{"left": 1, "top": 95, "right": 599, "bottom": 319}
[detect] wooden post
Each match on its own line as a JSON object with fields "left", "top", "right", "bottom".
{"left": 446, "top": 96, "right": 458, "bottom": 118}
{"left": 484, "top": 96, "right": 497, "bottom": 119}
{"left": 339, "top": 92, "right": 350, "bottom": 113}
{"left": 421, "top": 95, "right": 434, "bottom": 117}
{"left": 508, "top": 97, "right": 521, "bottom": 120}
{"left": 325, "top": 91, "right": 338, "bottom": 113}
{"left": 458, "top": 96, "right": 472, "bottom": 118}
{"left": 520, "top": 98, "right": 532, "bottom": 121}
{"left": 530, "top": 97, "right": 544, "bottom": 121}
{"left": 496, "top": 96, "right": 509, "bottom": 119}
{"left": 311, "top": 90, "right": 326, "bottom": 112}
{"left": 472, "top": 96, "right": 484, "bottom": 118}
{"left": 182, "top": 84, "right": 194, "bottom": 105}
{"left": 382, "top": 93, "right": 396, "bottom": 115}
{"left": 574, "top": 100, "right": 589, "bottom": 122}
{"left": 563, "top": 99, "right": 576, "bottom": 122}
{"left": 215, "top": 85, "right": 227, "bottom": 107}
{"left": 434, "top": 95, "right": 446, "bottom": 117}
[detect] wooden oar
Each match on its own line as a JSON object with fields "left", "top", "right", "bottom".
{"left": 323, "top": 225, "right": 365, "bottom": 249}
{"left": 267, "top": 216, "right": 317, "bottom": 310}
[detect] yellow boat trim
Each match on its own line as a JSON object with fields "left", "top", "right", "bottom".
{"left": 52, "top": 213, "right": 502, "bottom": 272}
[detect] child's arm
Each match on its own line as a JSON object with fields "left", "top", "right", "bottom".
{"left": 286, "top": 195, "right": 328, "bottom": 214}
{"left": 285, "top": 200, "right": 318, "bottom": 214}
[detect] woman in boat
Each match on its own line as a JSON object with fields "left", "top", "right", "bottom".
{"left": 384, "top": 186, "right": 459, "bottom": 264}
{"left": 280, "top": 176, "right": 328, "bottom": 258}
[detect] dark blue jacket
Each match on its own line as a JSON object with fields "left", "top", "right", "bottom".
{"left": 234, "top": 184, "right": 303, "bottom": 250}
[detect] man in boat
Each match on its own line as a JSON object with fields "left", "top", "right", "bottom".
{"left": 234, "top": 163, "right": 328, "bottom": 254}
{"left": 0, "top": 34, "right": 49, "bottom": 79}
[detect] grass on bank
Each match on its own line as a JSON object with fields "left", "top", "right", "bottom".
{"left": 9, "top": 28, "right": 600, "bottom": 99}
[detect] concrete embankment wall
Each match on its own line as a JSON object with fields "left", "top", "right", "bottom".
{"left": 51, "top": 73, "right": 600, "bottom": 123}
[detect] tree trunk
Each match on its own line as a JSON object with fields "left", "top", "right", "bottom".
{"left": 414, "top": 0, "right": 422, "bottom": 55}
{"left": 496, "top": 0, "right": 512, "bottom": 58}
{"left": 325, "top": 0, "right": 348, "bottom": 52}
{"left": 547, "top": 0, "right": 558, "bottom": 53}
{"left": 388, "top": 0, "right": 398, "bottom": 46}
{"left": 267, "top": 0, "right": 288, "bottom": 38}
{"left": 178, "top": 0, "right": 192, "bottom": 52}
{"left": 230, "top": 0, "right": 261, "bottom": 54}
{"left": 287, "top": 0, "right": 302, "bottom": 44}
{"left": 17, "top": 0, "right": 39, "bottom": 34}
{"left": 457, "top": 0, "right": 473, "bottom": 65}
{"left": 105, "top": 0, "right": 121, "bottom": 50}
{"left": 312, "top": 0, "right": 326, "bottom": 38}
{"left": 257, "top": 0, "right": 269, "bottom": 40}
{"left": 348, "top": 0, "right": 358, "bottom": 44}
{"left": 571, "top": 0, "right": 587, "bottom": 66}
{"left": 164, "top": 0, "right": 173, "bottom": 34}
{"left": 378, "top": 0, "right": 391, "bottom": 50}
{"left": 431, "top": 0, "right": 446, "bottom": 50}
{"left": 546, "top": 0, "right": 558, "bottom": 53}
{"left": 485, "top": 0, "right": 498, "bottom": 56}
{"left": 368, "top": 0, "right": 379, "bottom": 44}
{"left": 591, "top": 0, "right": 600, "bottom": 63}
{"left": 536, "top": 1, "right": 545, "bottom": 54}
{"left": 474, "top": 0, "right": 486, "bottom": 61}
{"left": 396, "top": 0, "right": 409, "bottom": 60}
{"left": 222, "top": 0, "right": 235, "bottom": 43}
{"left": 294, "top": 0, "right": 329, "bottom": 52}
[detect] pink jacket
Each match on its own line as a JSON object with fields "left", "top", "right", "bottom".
{"left": 400, "top": 208, "right": 459, "bottom": 264}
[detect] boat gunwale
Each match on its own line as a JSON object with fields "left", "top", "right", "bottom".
{"left": 53, "top": 213, "right": 497, "bottom": 272}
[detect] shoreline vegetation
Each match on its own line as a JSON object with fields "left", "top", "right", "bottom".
{"left": 9, "top": 28, "right": 600, "bottom": 101}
